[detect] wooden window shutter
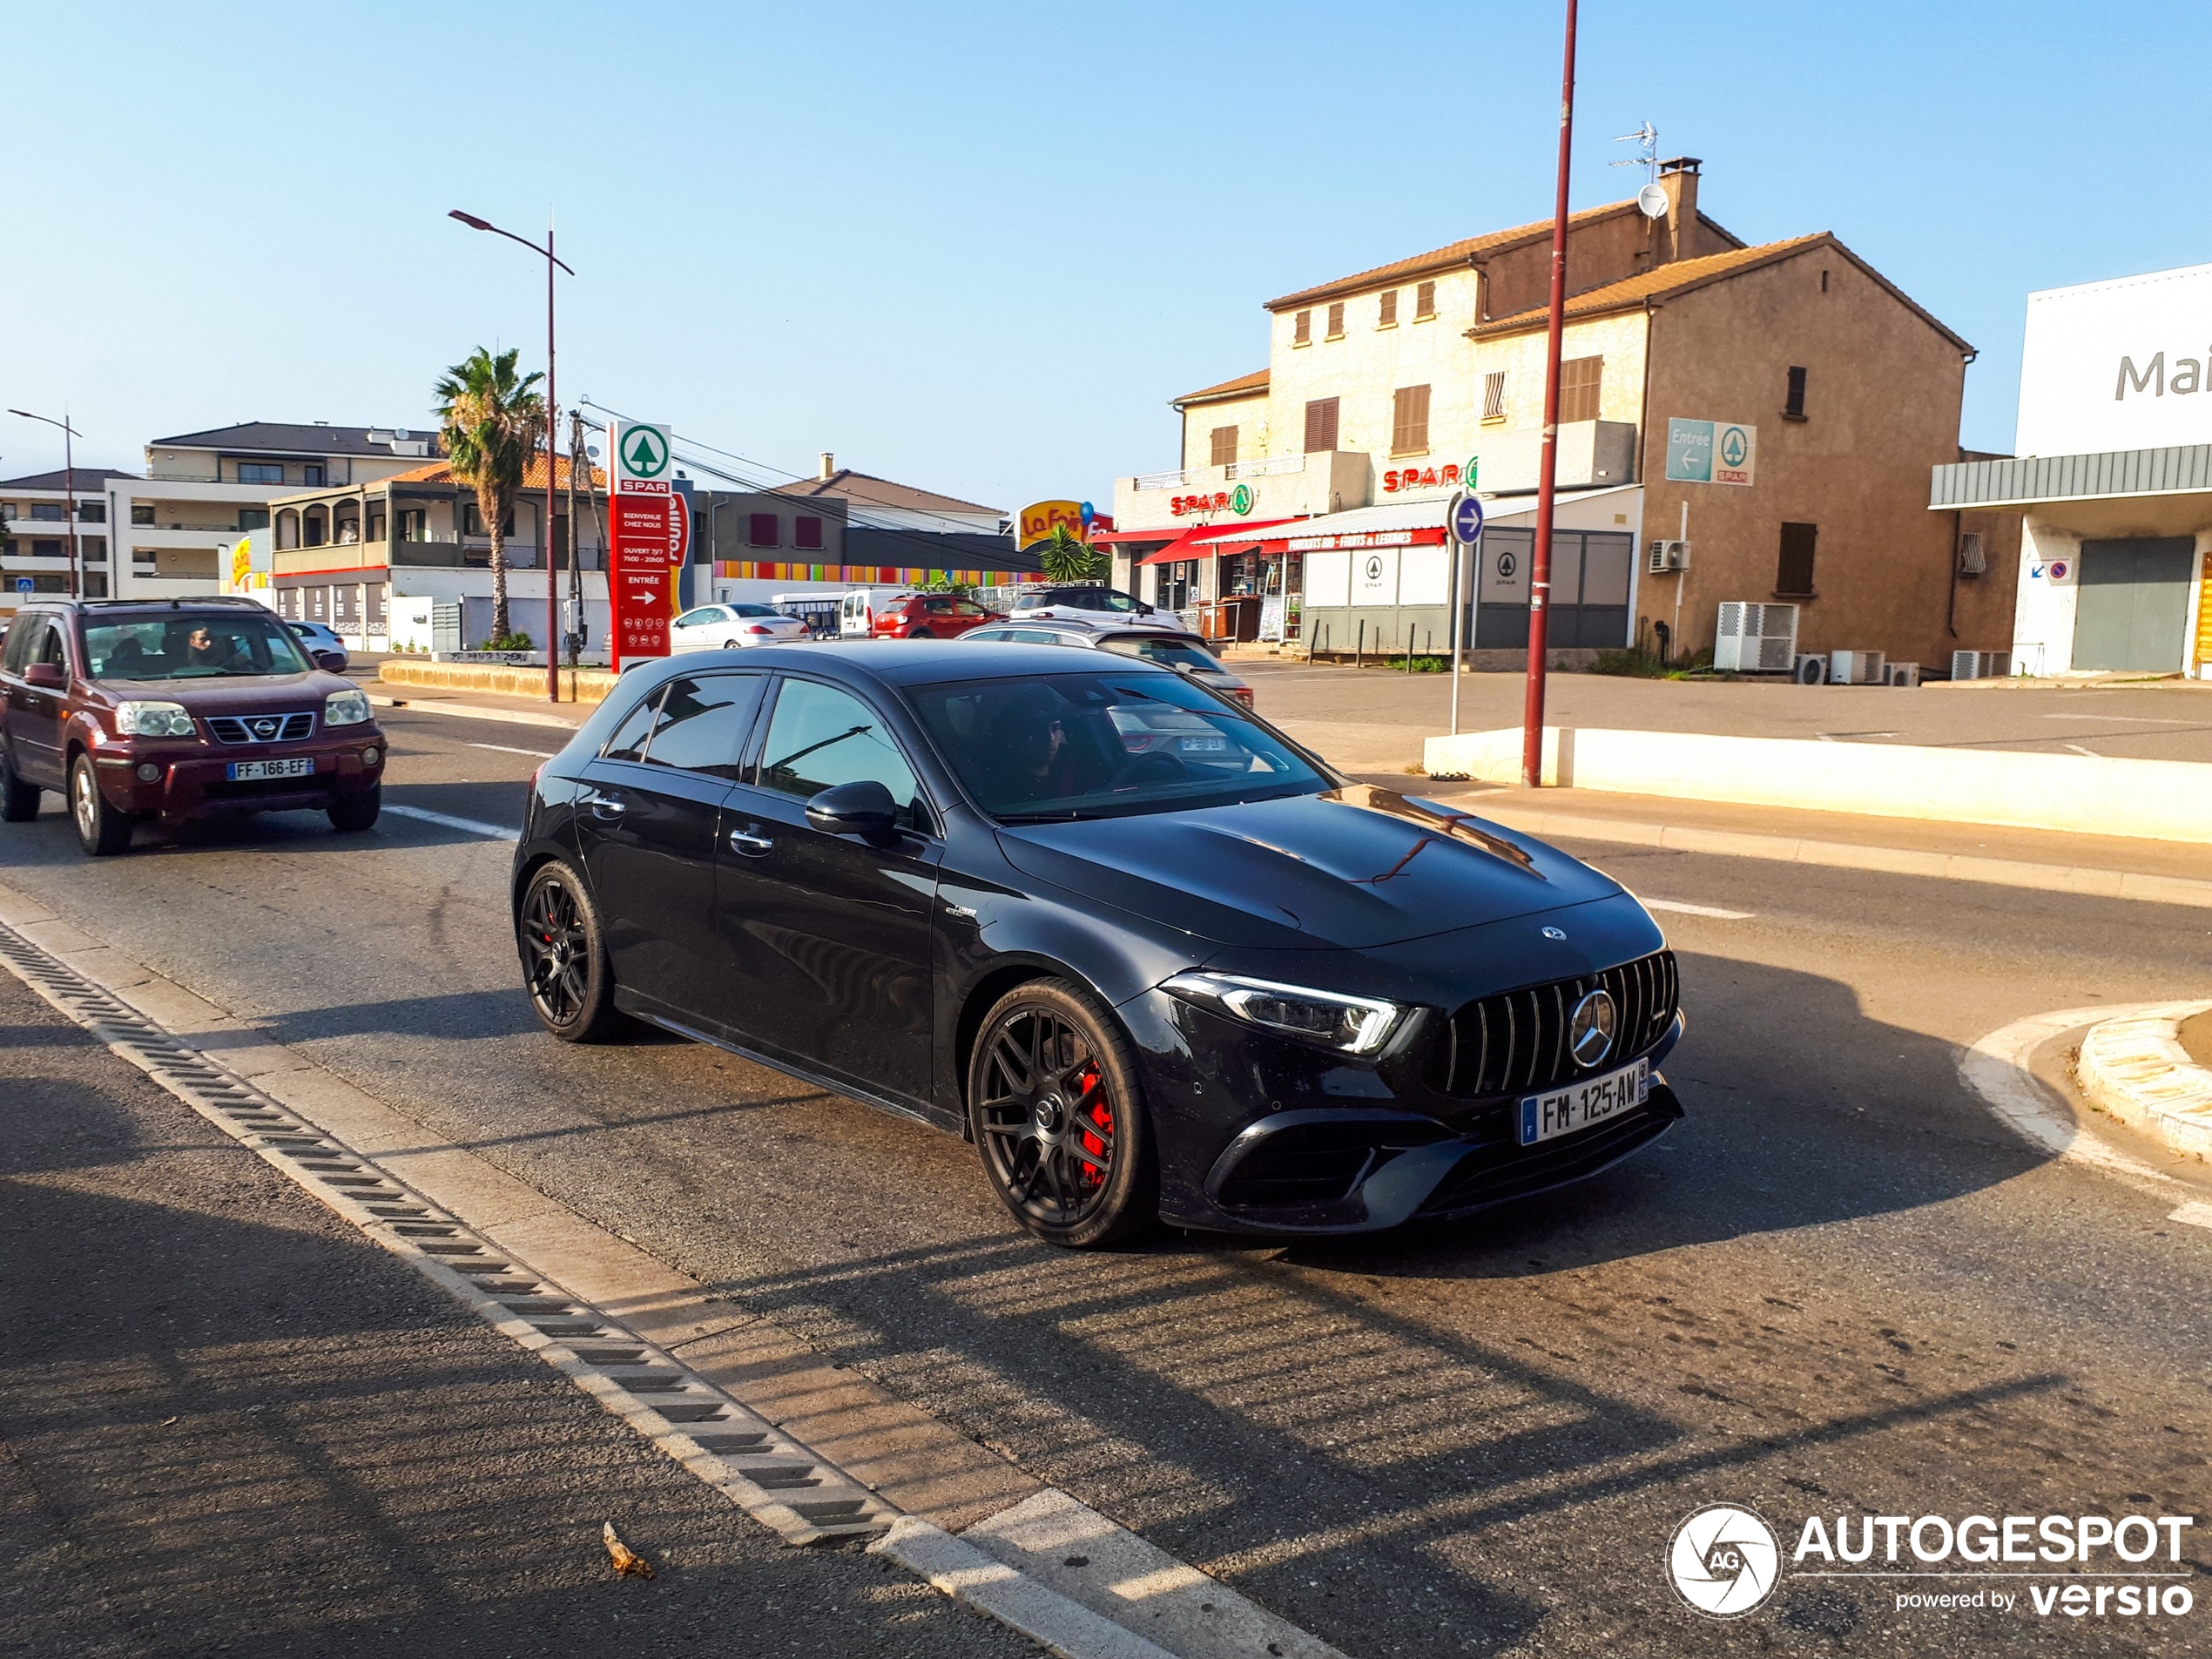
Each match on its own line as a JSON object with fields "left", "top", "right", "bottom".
{"left": 1391, "top": 386, "right": 1431, "bottom": 455}
{"left": 1558, "top": 356, "right": 1603, "bottom": 423}
{"left": 1210, "top": 425, "right": 1238, "bottom": 469}
{"left": 795, "top": 515, "right": 824, "bottom": 550}
{"left": 1776, "top": 522, "right": 1818, "bottom": 597}
{"left": 1293, "top": 309, "right": 1311, "bottom": 344}
{"left": 747, "top": 513, "right": 779, "bottom": 548}
{"left": 1326, "top": 301, "right": 1345, "bottom": 337}
{"left": 1415, "top": 280, "right": 1436, "bottom": 319}
{"left": 1303, "top": 398, "right": 1339, "bottom": 454}
{"left": 1379, "top": 290, "right": 1398, "bottom": 327}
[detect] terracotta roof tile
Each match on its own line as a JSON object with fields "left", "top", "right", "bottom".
{"left": 378, "top": 455, "right": 605, "bottom": 491}
{"left": 1172, "top": 368, "right": 1270, "bottom": 408}
{"left": 1264, "top": 199, "right": 1656, "bottom": 312}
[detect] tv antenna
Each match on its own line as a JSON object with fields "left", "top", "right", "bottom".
{"left": 1609, "top": 122, "right": 1659, "bottom": 183}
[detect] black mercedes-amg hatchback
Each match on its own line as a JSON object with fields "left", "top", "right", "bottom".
{"left": 509, "top": 642, "right": 1684, "bottom": 1247}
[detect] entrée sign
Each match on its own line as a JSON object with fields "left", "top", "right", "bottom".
{"left": 608, "top": 419, "right": 681, "bottom": 671}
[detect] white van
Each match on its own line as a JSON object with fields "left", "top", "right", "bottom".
{"left": 838, "top": 588, "right": 902, "bottom": 638}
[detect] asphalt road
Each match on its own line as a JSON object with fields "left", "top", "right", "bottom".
{"left": 2, "top": 703, "right": 2209, "bottom": 1656}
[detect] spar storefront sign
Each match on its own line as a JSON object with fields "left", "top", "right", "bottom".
{"left": 1171, "top": 483, "right": 1256, "bottom": 518}
{"left": 609, "top": 421, "right": 683, "bottom": 670}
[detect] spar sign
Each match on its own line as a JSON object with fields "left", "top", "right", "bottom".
{"left": 609, "top": 420, "right": 681, "bottom": 670}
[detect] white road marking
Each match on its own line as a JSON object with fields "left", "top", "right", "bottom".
{"left": 2045, "top": 712, "right": 2195, "bottom": 725}
{"left": 381, "top": 803, "right": 520, "bottom": 841}
{"left": 2168, "top": 1202, "right": 2212, "bottom": 1231}
{"left": 469, "top": 741, "right": 559, "bottom": 759}
{"left": 2062, "top": 743, "right": 2100, "bottom": 759}
{"left": 1642, "top": 898, "right": 1753, "bottom": 920}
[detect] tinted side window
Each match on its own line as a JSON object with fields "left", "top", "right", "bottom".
{"left": 639, "top": 675, "right": 763, "bottom": 780}
{"left": 36, "top": 622, "right": 69, "bottom": 671}
{"left": 755, "top": 678, "right": 925, "bottom": 827}
{"left": 1, "top": 614, "right": 40, "bottom": 675}
{"left": 599, "top": 686, "right": 668, "bottom": 762}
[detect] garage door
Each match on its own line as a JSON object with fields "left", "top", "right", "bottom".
{"left": 2072, "top": 537, "right": 2194, "bottom": 671}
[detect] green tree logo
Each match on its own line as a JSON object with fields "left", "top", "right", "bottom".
{"left": 622, "top": 426, "right": 670, "bottom": 478}
{"left": 1231, "top": 484, "right": 1253, "bottom": 516}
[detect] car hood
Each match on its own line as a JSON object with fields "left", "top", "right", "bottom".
{"left": 994, "top": 784, "right": 1622, "bottom": 949}
{"left": 89, "top": 671, "right": 353, "bottom": 711}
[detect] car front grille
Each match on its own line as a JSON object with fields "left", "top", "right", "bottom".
{"left": 206, "top": 711, "right": 315, "bottom": 745}
{"left": 1434, "top": 949, "right": 1677, "bottom": 1101}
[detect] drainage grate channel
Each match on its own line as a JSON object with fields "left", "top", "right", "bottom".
{"left": 0, "top": 918, "right": 898, "bottom": 1549}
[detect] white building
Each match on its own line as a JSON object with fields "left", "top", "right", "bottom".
{"left": 2, "top": 468, "right": 135, "bottom": 617}
{"left": 1932, "top": 263, "right": 2212, "bottom": 678}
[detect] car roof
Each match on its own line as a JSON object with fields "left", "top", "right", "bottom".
{"left": 624, "top": 638, "right": 1174, "bottom": 693}
{"left": 975, "top": 619, "right": 1208, "bottom": 648}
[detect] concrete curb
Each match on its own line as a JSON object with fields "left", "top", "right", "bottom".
{"left": 368, "top": 692, "right": 584, "bottom": 732}
{"left": 1450, "top": 800, "right": 2212, "bottom": 912}
{"left": 2076, "top": 1002, "right": 2212, "bottom": 1160}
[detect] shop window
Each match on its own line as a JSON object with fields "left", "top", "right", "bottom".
{"left": 1378, "top": 289, "right": 1398, "bottom": 327}
{"left": 1325, "top": 301, "right": 1345, "bottom": 339}
{"left": 1303, "top": 398, "right": 1339, "bottom": 455}
{"left": 1776, "top": 523, "right": 1818, "bottom": 597}
{"left": 1415, "top": 280, "right": 1437, "bottom": 320}
{"left": 1784, "top": 366, "right": 1808, "bottom": 420}
{"left": 239, "top": 462, "right": 284, "bottom": 484}
{"left": 1293, "top": 309, "right": 1312, "bottom": 345}
{"left": 1558, "top": 356, "right": 1603, "bottom": 424}
{"left": 1210, "top": 425, "right": 1238, "bottom": 469}
{"left": 1482, "top": 372, "right": 1508, "bottom": 423}
{"left": 795, "top": 515, "right": 824, "bottom": 551}
{"left": 1391, "top": 386, "right": 1431, "bottom": 456}
{"left": 131, "top": 503, "right": 156, "bottom": 525}
{"left": 748, "top": 514, "right": 779, "bottom": 549}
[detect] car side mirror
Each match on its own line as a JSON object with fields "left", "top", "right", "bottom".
{"left": 24, "top": 663, "right": 64, "bottom": 690}
{"left": 806, "top": 779, "right": 900, "bottom": 846}
{"left": 314, "top": 651, "right": 347, "bottom": 671}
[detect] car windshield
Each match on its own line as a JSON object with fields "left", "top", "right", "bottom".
{"left": 728, "top": 603, "right": 779, "bottom": 617}
{"left": 907, "top": 671, "right": 1324, "bottom": 822}
{"left": 1097, "top": 634, "right": 1222, "bottom": 671}
{"left": 1015, "top": 587, "right": 1138, "bottom": 613}
{"left": 85, "top": 613, "right": 314, "bottom": 680}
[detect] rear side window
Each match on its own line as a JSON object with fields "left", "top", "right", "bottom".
{"left": 599, "top": 686, "right": 667, "bottom": 762}
{"left": 755, "top": 678, "right": 926, "bottom": 828}
{"left": 2, "top": 613, "right": 43, "bottom": 676}
{"left": 637, "top": 675, "right": 764, "bottom": 780}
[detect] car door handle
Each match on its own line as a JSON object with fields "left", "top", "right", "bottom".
{"left": 728, "top": 826, "right": 774, "bottom": 855}
{"left": 583, "top": 791, "right": 626, "bottom": 818}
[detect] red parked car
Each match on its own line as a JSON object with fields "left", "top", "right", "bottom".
{"left": 0, "top": 597, "right": 385, "bottom": 856}
{"left": 869, "top": 593, "right": 997, "bottom": 640}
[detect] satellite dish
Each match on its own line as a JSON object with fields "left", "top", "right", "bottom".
{"left": 1637, "top": 183, "right": 1669, "bottom": 219}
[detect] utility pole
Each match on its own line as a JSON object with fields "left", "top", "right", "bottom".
{"left": 448, "top": 209, "right": 574, "bottom": 701}
{"left": 1522, "top": 0, "right": 1579, "bottom": 789}
{"left": 9, "top": 408, "right": 83, "bottom": 598}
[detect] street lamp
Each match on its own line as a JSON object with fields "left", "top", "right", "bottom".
{"left": 9, "top": 408, "right": 82, "bottom": 599}
{"left": 448, "top": 209, "right": 575, "bottom": 702}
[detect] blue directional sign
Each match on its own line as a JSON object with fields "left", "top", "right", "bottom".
{"left": 12, "top": 577, "right": 30, "bottom": 597}
{"left": 1450, "top": 492, "right": 1486, "bottom": 546}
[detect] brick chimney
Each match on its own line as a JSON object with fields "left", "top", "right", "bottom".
{"left": 1656, "top": 157, "right": 1701, "bottom": 266}
{"left": 819, "top": 451, "right": 835, "bottom": 481}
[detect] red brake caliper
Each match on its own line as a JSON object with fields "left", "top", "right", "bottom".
{"left": 1076, "top": 1063, "right": 1109, "bottom": 1186}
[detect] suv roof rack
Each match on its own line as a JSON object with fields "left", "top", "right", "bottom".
{"left": 73, "top": 595, "right": 267, "bottom": 609}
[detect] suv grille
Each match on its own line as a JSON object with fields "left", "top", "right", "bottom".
{"left": 207, "top": 711, "right": 315, "bottom": 745}
{"left": 1435, "top": 950, "right": 1677, "bottom": 1100}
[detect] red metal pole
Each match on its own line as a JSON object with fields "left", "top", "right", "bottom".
{"left": 64, "top": 425, "right": 78, "bottom": 600}
{"left": 545, "top": 225, "right": 559, "bottom": 702}
{"left": 1521, "top": 0, "right": 1578, "bottom": 789}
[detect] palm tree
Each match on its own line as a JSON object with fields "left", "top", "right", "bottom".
{"left": 435, "top": 347, "right": 546, "bottom": 643}
{"left": 1037, "top": 523, "right": 1103, "bottom": 583}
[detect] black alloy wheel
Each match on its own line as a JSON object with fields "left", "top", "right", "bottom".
{"left": 968, "top": 979, "right": 1155, "bottom": 1247}
{"left": 327, "top": 783, "right": 381, "bottom": 833}
{"left": 517, "top": 861, "right": 627, "bottom": 1042}
{"left": 0, "top": 745, "right": 37, "bottom": 822}
{"left": 69, "top": 753, "right": 133, "bottom": 857}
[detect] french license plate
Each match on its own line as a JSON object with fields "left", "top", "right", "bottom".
{"left": 1519, "top": 1058, "right": 1649, "bottom": 1146}
{"left": 1176, "top": 736, "right": 1227, "bottom": 752}
{"left": 227, "top": 758, "right": 316, "bottom": 781}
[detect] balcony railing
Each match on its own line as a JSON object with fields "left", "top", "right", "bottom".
{"left": 1226, "top": 454, "right": 1305, "bottom": 479}
{"left": 1131, "top": 468, "right": 1190, "bottom": 491}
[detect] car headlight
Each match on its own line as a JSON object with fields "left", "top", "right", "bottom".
{"left": 324, "top": 689, "right": 373, "bottom": 727}
{"left": 113, "top": 701, "right": 194, "bottom": 738}
{"left": 1161, "top": 971, "right": 1404, "bottom": 1055}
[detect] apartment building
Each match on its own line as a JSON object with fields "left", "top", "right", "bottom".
{"left": 1, "top": 469, "right": 138, "bottom": 617}
{"left": 1110, "top": 160, "right": 2000, "bottom": 671}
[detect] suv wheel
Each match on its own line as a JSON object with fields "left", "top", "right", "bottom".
{"left": 0, "top": 746, "right": 37, "bottom": 822}
{"left": 70, "top": 753, "right": 134, "bottom": 857}
{"left": 968, "top": 978, "right": 1157, "bottom": 1248}
{"left": 327, "top": 784, "right": 381, "bottom": 833}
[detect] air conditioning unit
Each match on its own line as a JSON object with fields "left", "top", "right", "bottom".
{"left": 1793, "top": 652, "right": 1828, "bottom": 685}
{"left": 1714, "top": 602, "right": 1799, "bottom": 672}
{"left": 1957, "top": 532, "right": 1986, "bottom": 577}
{"left": 1646, "top": 539, "right": 1690, "bottom": 575}
{"left": 1886, "top": 661, "right": 1920, "bottom": 688}
{"left": 1951, "top": 649, "right": 2013, "bottom": 681}
{"left": 1828, "top": 648, "right": 1886, "bottom": 685}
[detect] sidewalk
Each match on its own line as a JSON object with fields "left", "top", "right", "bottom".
{"left": 0, "top": 969, "right": 1028, "bottom": 1658}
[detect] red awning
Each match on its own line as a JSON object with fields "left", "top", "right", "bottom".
{"left": 1134, "top": 519, "right": 1298, "bottom": 563}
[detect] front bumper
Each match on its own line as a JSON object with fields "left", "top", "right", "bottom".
{"left": 92, "top": 731, "right": 384, "bottom": 818}
{"left": 1125, "top": 984, "right": 1686, "bottom": 1235}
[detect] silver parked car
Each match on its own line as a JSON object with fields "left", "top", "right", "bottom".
{"left": 670, "top": 602, "right": 810, "bottom": 652}
{"left": 964, "top": 618, "right": 1253, "bottom": 706}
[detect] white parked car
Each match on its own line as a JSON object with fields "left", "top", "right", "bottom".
{"left": 1008, "top": 584, "right": 1176, "bottom": 631}
{"left": 670, "top": 603, "right": 809, "bottom": 651}
{"left": 287, "top": 620, "right": 348, "bottom": 669}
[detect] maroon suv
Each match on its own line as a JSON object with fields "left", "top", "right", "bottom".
{"left": 0, "top": 597, "right": 385, "bottom": 856}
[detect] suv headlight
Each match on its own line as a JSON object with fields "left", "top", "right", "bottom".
{"left": 324, "top": 689, "right": 373, "bottom": 727}
{"left": 1161, "top": 971, "right": 1404, "bottom": 1055}
{"left": 113, "top": 701, "right": 194, "bottom": 738}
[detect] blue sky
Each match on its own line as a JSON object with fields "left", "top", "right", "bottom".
{"left": 3, "top": 2, "right": 2202, "bottom": 507}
